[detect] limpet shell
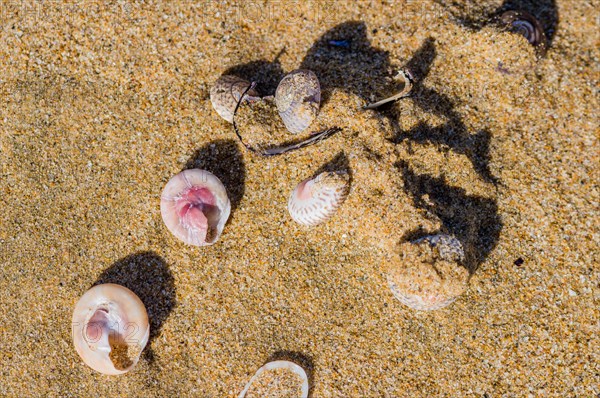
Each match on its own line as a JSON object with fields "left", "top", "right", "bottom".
{"left": 388, "top": 234, "right": 469, "bottom": 311}
{"left": 160, "top": 169, "right": 231, "bottom": 246}
{"left": 275, "top": 69, "right": 321, "bottom": 135}
{"left": 210, "top": 75, "right": 260, "bottom": 123}
{"left": 288, "top": 171, "right": 349, "bottom": 226}
{"left": 72, "top": 283, "right": 149, "bottom": 375}
{"left": 238, "top": 360, "right": 309, "bottom": 398}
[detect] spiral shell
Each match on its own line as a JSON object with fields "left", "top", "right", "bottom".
{"left": 388, "top": 234, "right": 469, "bottom": 311}
{"left": 160, "top": 169, "right": 231, "bottom": 246}
{"left": 499, "top": 10, "right": 548, "bottom": 56}
{"left": 288, "top": 171, "right": 349, "bottom": 226}
{"left": 72, "top": 284, "right": 149, "bottom": 375}
{"left": 238, "top": 360, "right": 309, "bottom": 398}
{"left": 275, "top": 69, "right": 321, "bottom": 135}
{"left": 210, "top": 75, "right": 260, "bottom": 123}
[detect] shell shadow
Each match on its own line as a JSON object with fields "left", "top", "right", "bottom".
{"left": 300, "top": 21, "right": 398, "bottom": 107}
{"left": 93, "top": 251, "right": 176, "bottom": 363}
{"left": 397, "top": 161, "right": 503, "bottom": 274}
{"left": 310, "top": 151, "right": 352, "bottom": 186}
{"left": 386, "top": 38, "right": 499, "bottom": 185}
{"left": 184, "top": 139, "right": 246, "bottom": 217}
{"left": 223, "top": 54, "right": 286, "bottom": 97}
{"left": 434, "top": 0, "right": 558, "bottom": 48}
{"left": 266, "top": 351, "right": 315, "bottom": 398}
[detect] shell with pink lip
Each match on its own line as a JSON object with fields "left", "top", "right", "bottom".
{"left": 72, "top": 283, "right": 149, "bottom": 375}
{"left": 288, "top": 171, "right": 350, "bottom": 226}
{"left": 160, "top": 169, "right": 231, "bottom": 246}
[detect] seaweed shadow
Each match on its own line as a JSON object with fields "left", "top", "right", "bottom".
{"left": 94, "top": 251, "right": 176, "bottom": 362}
{"left": 387, "top": 38, "right": 498, "bottom": 184}
{"left": 434, "top": 0, "right": 558, "bottom": 47}
{"left": 397, "top": 161, "right": 502, "bottom": 273}
{"left": 184, "top": 139, "right": 246, "bottom": 216}
{"left": 300, "top": 21, "right": 397, "bottom": 107}
{"left": 266, "top": 351, "right": 315, "bottom": 398}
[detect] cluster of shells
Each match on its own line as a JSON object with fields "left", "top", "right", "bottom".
{"left": 71, "top": 10, "right": 543, "bottom": 381}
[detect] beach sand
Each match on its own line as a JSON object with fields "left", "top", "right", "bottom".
{"left": 0, "top": 1, "right": 598, "bottom": 396}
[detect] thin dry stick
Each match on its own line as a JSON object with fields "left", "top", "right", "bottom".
{"left": 232, "top": 82, "right": 342, "bottom": 157}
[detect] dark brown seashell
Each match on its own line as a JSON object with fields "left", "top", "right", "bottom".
{"left": 499, "top": 10, "right": 548, "bottom": 57}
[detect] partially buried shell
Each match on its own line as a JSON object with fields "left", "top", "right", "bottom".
{"left": 275, "top": 69, "right": 321, "bottom": 135}
{"left": 498, "top": 10, "right": 547, "bottom": 56}
{"left": 160, "top": 169, "right": 231, "bottom": 246}
{"left": 210, "top": 75, "right": 260, "bottom": 123}
{"left": 72, "top": 283, "right": 149, "bottom": 375}
{"left": 238, "top": 360, "right": 309, "bottom": 398}
{"left": 388, "top": 234, "right": 469, "bottom": 311}
{"left": 288, "top": 171, "right": 349, "bottom": 226}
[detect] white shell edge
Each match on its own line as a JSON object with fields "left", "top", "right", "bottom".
{"left": 238, "top": 360, "right": 309, "bottom": 398}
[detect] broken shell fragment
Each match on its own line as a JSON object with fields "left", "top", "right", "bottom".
{"left": 210, "top": 75, "right": 260, "bottom": 123}
{"left": 160, "top": 169, "right": 231, "bottom": 246}
{"left": 275, "top": 69, "right": 321, "bottom": 135}
{"left": 238, "top": 360, "right": 309, "bottom": 398}
{"left": 498, "top": 10, "right": 548, "bottom": 56}
{"left": 72, "top": 283, "right": 149, "bottom": 375}
{"left": 388, "top": 234, "right": 469, "bottom": 311}
{"left": 288, "top": 171, "right": 349, "bottom": 226}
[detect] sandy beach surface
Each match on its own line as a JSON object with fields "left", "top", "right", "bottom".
{"left": 1, "top": 1, "right": 598, "bottom": 396}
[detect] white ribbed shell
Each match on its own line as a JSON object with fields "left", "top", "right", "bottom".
{"left": 288, "top": 171, "right": 349, "bottom": 226}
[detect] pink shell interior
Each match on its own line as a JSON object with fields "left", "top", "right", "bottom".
{"left": 160, "top": 169, "right": 227, "bottom": 246}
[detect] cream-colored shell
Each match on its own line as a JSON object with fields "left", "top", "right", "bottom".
{"left": 238, "top": 360, "right": 309, "bottom": 398}
{"left": 210, "top": 75, "right": 260, "bottom": 123}
{"left": 275, "top": 69, "right": 321, "bottom": 135}
{"left": 288, "top": 171, "right": 349, "bottom": 226}
{"left": 388, "top": 234, "right": 468, "bottom": 311}
{"left": 72, "top": 284, "right": 149, "bottom": 375}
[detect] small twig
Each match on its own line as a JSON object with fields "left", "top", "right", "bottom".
{"left": 232, "top": 82, "right": 342, "bottom": 157}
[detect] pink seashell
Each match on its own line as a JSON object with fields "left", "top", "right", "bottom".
{"left": 288, "top": 171, "right": 349, "bottom": 226}
{"left": 72, "top": 284, "right": 149, "bottom": 375}
{"left": 388, "top": 234, "right": 468, "bottom": 311}
{"left": 160, "top": 169, "right": 231, "bottom": 246}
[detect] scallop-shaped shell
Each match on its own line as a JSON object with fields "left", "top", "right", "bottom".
{"left": 288, "top": 171, "right": 349, "bottom": 226}
{"left": 388, "top": 234, "right": 468, "bottom": 311}
{"left": 72, "top": 284, "right": 149, "bottom": 375}
{"left": 210, "top": 75, "right": 260, "bottom": 123}
{"left": 275, "top": 70, "right": 321, "bottom": 135}
{"left": 499, "top": 10, "right": 547, "bottom": 56}
{"left": 160, "top": 169, "right": 231, "bottom": 246}
{"left": 238, "top": 360, "right": 309, "bottom": 398}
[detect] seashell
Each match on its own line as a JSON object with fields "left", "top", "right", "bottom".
{"left": 238, "top": 360, "right": 309, "bottom": 398}
{"left": 288, "top": 171, "right": 349, "bottom": 226}
{"left": 387, "top": 234, "right": 469, "bottom": 311}
{"left": 160, "top": 169, "right": 231, "bottom": 246}
{"left": 72, "top": 283, "right": 149, "bottom": 375}
{"left": 210, "top": 75, "right": 260, "bottom": 123}
{"left": 275, "top": 69, "right": 321, "bottom": 135}
{"left": 498, "top": 10, "right": 547, "bottom": 56}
